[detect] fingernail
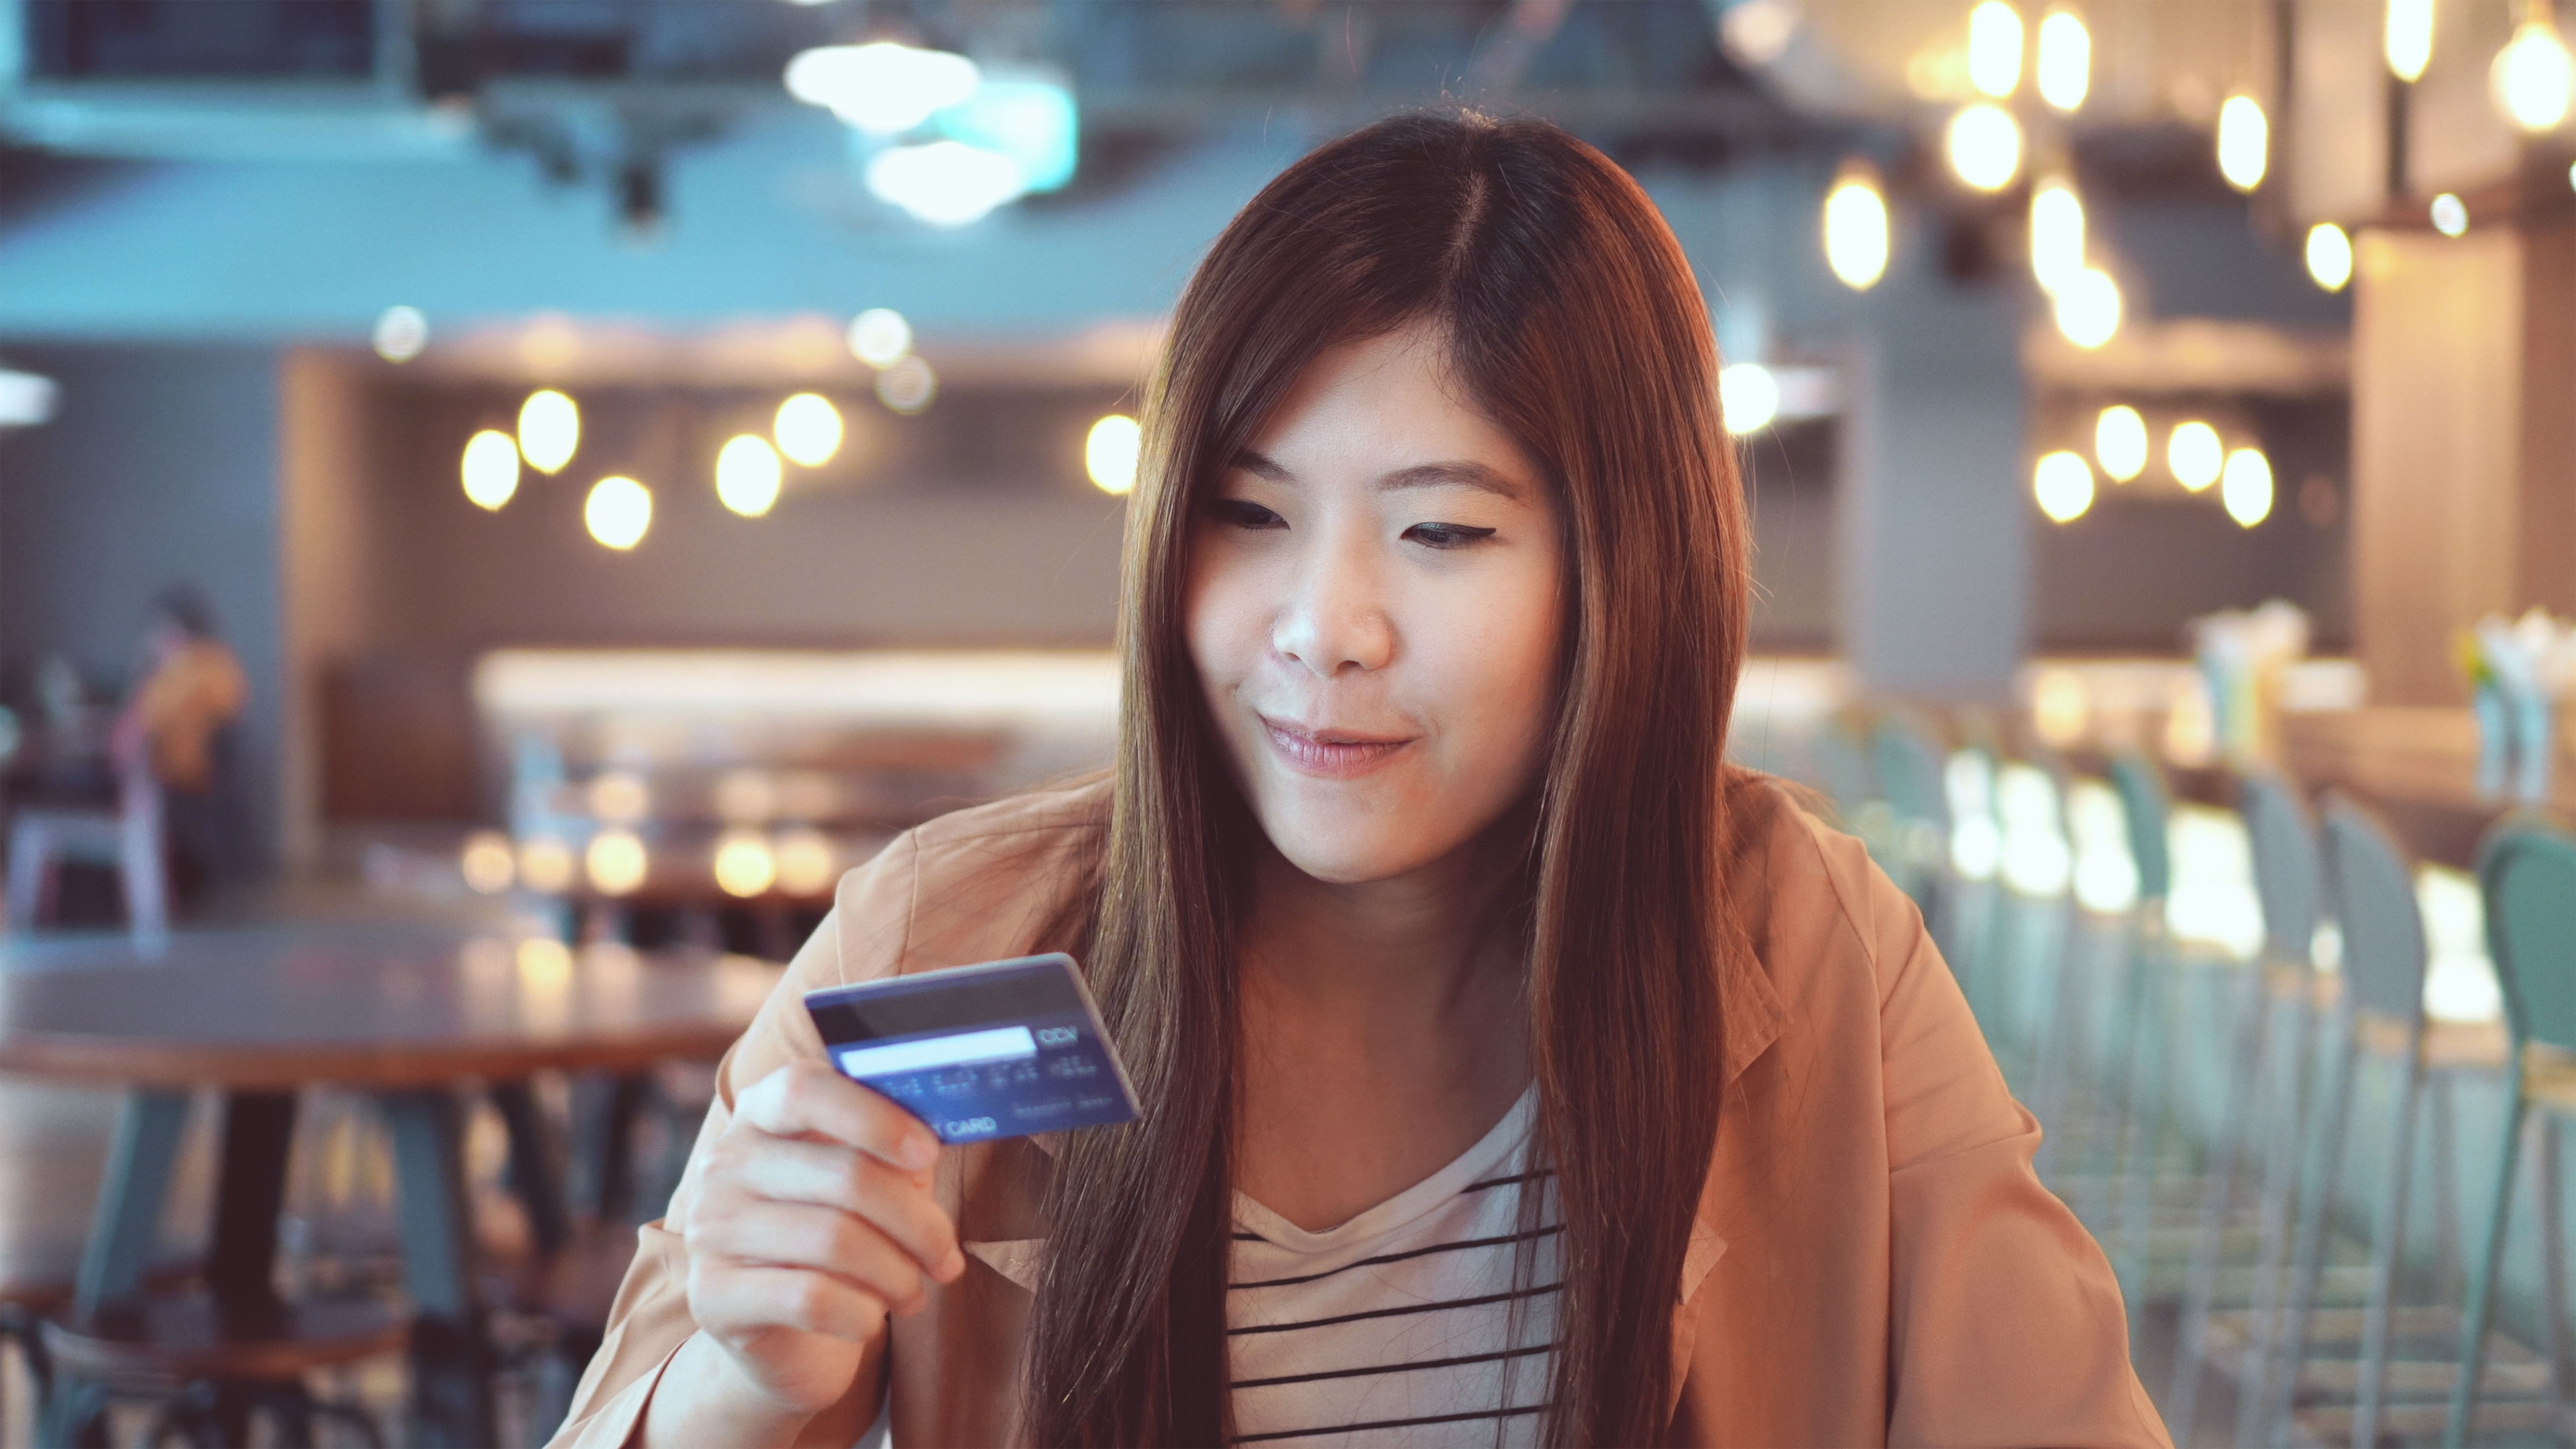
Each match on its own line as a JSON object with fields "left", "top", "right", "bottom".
{"left": 902, "top": 1133, "right": 938, "bottom": 1171}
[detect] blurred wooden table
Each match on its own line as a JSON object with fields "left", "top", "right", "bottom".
{"left": 0, "top": 926, "right": 780, "bottom": 1446}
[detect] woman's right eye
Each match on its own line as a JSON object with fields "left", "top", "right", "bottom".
{"left": 1209, "top": 498, "right": 1287, "bottom": 531}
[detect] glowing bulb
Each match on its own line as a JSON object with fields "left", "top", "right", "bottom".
{"left": 2305, "top": 223, "right": 2354, "bottom": 291}
{"left": 1719, "top": 364, "right": 1781, "bottom": 435}
{"left": 462, "top": 429, "right": 521, "bottom": 511}
{"left": 716, "top": 435, "right": 784, "bottom": 517}
{"left": 460, "top": 830, "right": 516, "bottom": 894}
{"left": 847, "top": 308, "right": 913, "bottom": 367}
{"left": 866, "top": 140, "right": 1026, "bottom": 227}
{"left": 1947, "top": 103, "right": 2023, "bottom": 191}
{"left": 773, "top": 828, "right": 838, "bottom": 896}
{"left": 2053, "top": 267, "right": 2122, "bottom": 349}
{"left": 373, "top": 305, "right": 429, "bottom": 363}
{"left": 517, "top": 390, "right": 580, "bottom": 474}
{"left": 2035, "top": 449, "right": 2096, "bottom": 522}
{"left": 712, "top": 830, "right": 777, "bottom": 898}
{"left": 2029, "top": 180, "right": 2085, "bottom": 293}
{"left": 587, "top": 770, "right": 649, "bottom": 825}
{"left": 517, "top": 836, "right": 575, "bottom": 894}
{"left": 2493, "top": 20, "right": 2574, "bottom": 132}
{"left": 2431, "top": 191, "right": 2469, "bottom": 235}
{"left": 877, "top": 356, "right": 937, "bottom": 414}
{"left": 1968, "top": 1, "right": 2025, "bottom": 97}
{"left": 1822, "top": 169, "right": 1892, "bottom": 290}
{"left": 586, "top": 829, "right": 648, "bottom": 896}
{"left": 2035, "top": 9, "right": 2090, "bottom": 111}
{"left": 2222, "top": 447, "right": 2274, "bottom": 527}
{"left": 585, "top": 476, "right": 651, "bottom": 550}
{"left": 2387, "top": 0, "right": 2434, "bottom": 81}
{"left": 773, "top": 393, "right": 843, "bottom": 467}
{"left": 2169, "top": 421, "right": 2222, "bottom": 491}
{"left": 1086, "top": 414, "right": 1142, "bottom": 494}
{"left": 2095, "top": 405, "right": 2148, "bottom": 482}
{"left": 2217, "top": 94, "right": 2269, "bottom": 192}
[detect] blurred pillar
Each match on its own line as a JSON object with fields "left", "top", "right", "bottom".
{"left": 2349, "top": 215, "right": 2576, "bottom": 705}
{"left": 278, "top": 350, "right": 373, "bottom": 873}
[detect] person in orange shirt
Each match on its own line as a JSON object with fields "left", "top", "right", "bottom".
{"left": 555, "top": 112, "right": 2171, "bottom": 1448}
{"left": 110, "top": 585, "right": 247, "bottom": 898}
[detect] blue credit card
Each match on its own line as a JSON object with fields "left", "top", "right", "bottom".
{"left": 804, "top": 953, "right": 1141, "bottom": 1145}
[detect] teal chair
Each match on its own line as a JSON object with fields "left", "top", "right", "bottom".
{"left": 1870, "top": 715, "right": 1953, "bottom": 918}
{"left": 2445, "top": 821, "right": 2576, "bottom": 1448}
{"left": 2106, "top": 751, "right": 2180, "bottom": 1318}
{"left": 2268, "top": 796, "right": 2500, "bottom": 1448}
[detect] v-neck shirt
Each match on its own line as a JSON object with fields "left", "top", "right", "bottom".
{"left": 1226, "top": 1088, "right": 1559, "bottom": 1446}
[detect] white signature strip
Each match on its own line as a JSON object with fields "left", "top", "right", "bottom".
{"left": 837, "top": 1025, "right": 1039, "bottom": 1077}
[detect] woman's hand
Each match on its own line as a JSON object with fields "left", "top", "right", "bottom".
{"left": 676, "top": 1060, "right": 967, "bottom": 1428}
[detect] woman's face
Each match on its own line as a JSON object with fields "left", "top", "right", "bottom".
{"left": 1185, "top": 323, "right": 1565, "bottom": 886}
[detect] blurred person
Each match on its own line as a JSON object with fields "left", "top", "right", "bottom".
{"left": 557, "top": 113, "right": 2167, "bottom": 1448}
{"left": 109, "top": 584, "right": 248, "bottom": 900}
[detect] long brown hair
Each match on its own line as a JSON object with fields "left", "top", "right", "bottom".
{"left": 1026, "top": 110, "right": 1754, "bottom": 1447}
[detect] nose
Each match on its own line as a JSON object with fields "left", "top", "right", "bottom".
{"left": 1271, "top": 528, "right": 1394, "bottom": 678}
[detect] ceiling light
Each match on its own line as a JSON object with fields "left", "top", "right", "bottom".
{"left": 2095, "top": 405, "right": 2147, "bottom": 482}
{"left": 372, "top": 305, "right": 428, "bottom": 363}
{"left": 2431, "top": 191, "right": 2469, "bottom": 235}
{"left": 2169, "top": 421, "right": 2222, "bottom": 491}
{"left": 2029, "top": 179, "right": 2085, "bottom": 293}
{"left": 2305, "top": 223, "right": 2354, "bottom": 291}
{"left": 773, "top": 392, "right": 843, "bottom": 466}
{"left": 459, "top": 831, "right": 515, "bottom": 894}
{"left": 2053, "top": 268, "right": 2121, "bottom": 349}
{"left": 784, "top": 42, "right": 980, "bottom": 136}
{"left": 2493, "top": 19, "right": 2574, "bottom": 131}
{"left": 462, "top": 429, "right": 521, "bottom": 510}
{"left": 2035, "top": 9, "right": 2091, "bottom": 111}
{"left": 716, "top": 435, "right": 784, "bottom": 517}
{"left": 1086, "top": 414, "right": 1142, "bottom": 494}
{"left": 1719, "top": 364, "right": 1782, "bottom": 435}
{"left": 585, "top": 476, "right": 652, "bottom": 549}
{"left": 2217, "top": 94, "right": 2269, "bottom": 191}
{"left": 712, "top": 830, "right": 777, "bottom": 898}
{"left": 586, "top": 830, "right": 648, "bottom": 896}
{"left": 934, "top": 74, "right": 1079, "bottom": 193}
{"left": 1968, "top": 1, "right": 2025, "bottom": 98}
{"left": 0, "top": 368, "right": 56, "bottom": 427}
{"left": 518, "top": 390, "right": 579, "bottom": 474}
{"left": 1946, "top": 103, "right": 2023, "bottom": 191}
{"left": 773, "top": 828, "right": 838, "bottom": 896}
{"left": 1822, "top": 167, "right": 1892, "bottom": 290}
{"left": 2387, "top": 0, "right": 2435, "bottom": 81}
{"left": 867, "top": 140, "right": 1026, "bottom": 226}
{"left": 847, "top": 308, "right": 912, "bottom": 368}
{"left": 2035, "top": 450, "right": 2096, "bottom": 522}
{"left": 2222, "top": 447, "right": 2273, "bottom": 526}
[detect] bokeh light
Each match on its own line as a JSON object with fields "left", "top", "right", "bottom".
{"left": 586, "top": 829, "right": 649, "bottom": 896}
{"left": 2029, "top": 180, "right": 2085, "bottom": 293}
{"left": 2053, "top": 267, "right": 2121, "bottom": 349}
{"left": 2035, "top": 9, "right": 2090, "bottom": 111}
{"left": 1822, "top": 168, "right": 1892, "bottom": 290}
{"left": 774, "top": 393, "right": 843, "bottom": 467}
{"left": 373, "top": 305, "right": 429, "bottom": 362}
{"left": 462, "top": 429, "right": 521, "bottom": 511}
{"left": 588, "top": 769, "right": 650, "bottom": 824}
{"left": 2305, "top": 223, "right": 2353, "bottom": 291}
{"left": 460, "top": 830, "right": 516, "bottom": 894}
{"left": 2386, "top": 0, "right": 2434, "bottom": 81}
{"left": 2493, "top": 20, "right": 2574, "bottom": 131}
{"left": 774, "top": 828, "right": 839, "bottom": 896}
{"left": 1086, "top": 414, "right": 1142, "bottom": 494}
{"left": 2216, "top": 94, "right": 2268, "bottom": 191}
{"left": 877, "top": 356, "right": 938, "bottom": 413}
{"left": 1967, "top": 1, "right": 2024, "bottom": 97}
{"left": 716, "top": 434, "right": 784, "bottom": 517}
{"left": 2432, "top": 192, "right": 2469, "bottom": 236}
{"left": 1719, "top": 364, "right": 1781, "bottom": 435}
{"left": 2222, "top": 447, "right": 2274, "bottom": 527}
{"left": 2169, "top": 421, "right": 2223, "bottom": 491}
{"left": 2095, "top": 406, "right": 2148, "bottom": 482}
{"left": 517, "top": 836, "right": 575, "bottom": 894}
{"left": 1946, "top": 103, "right": 2023, "bottom": 192}
{"left": 585, "top": 476, "right": 652, "bottom": 550}
{"left": 848, "top": 308, "right": 914, "bottom": 367}
{"left": 517, "top": 389, "right": 580, "bottom": 474}
{"left": 712, "top": 830, "right": 778, "bottom": 898}
{"left": 2034, "top": 449, "right": 2096, "bottom": 523}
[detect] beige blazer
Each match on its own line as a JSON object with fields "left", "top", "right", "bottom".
{"left": 552, "top": 775, "right": 2171, "bottom": 1448}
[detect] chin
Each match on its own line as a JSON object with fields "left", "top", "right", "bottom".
{"left": 1253, "top": 792, "right": 1462, "bottom": 885}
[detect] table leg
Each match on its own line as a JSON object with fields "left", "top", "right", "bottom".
{"left": 72, "top": 1089, "right": 190, "bottom": 1323}
{"left": 205, "top": 1091, "right": 297, "bottom": 1322}
{"left": 488, "top": 1079, "right": 571, "bottom": 1257}
{"left": 376, "top": 1088, "right": 496, "bottom": 1449}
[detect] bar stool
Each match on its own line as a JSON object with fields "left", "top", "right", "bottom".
{"left": 2171, "top": 767, "right": 2324, "bottom": 1440}
{"left": 2265, "top": 795, "right": 2509, "bottom": 1448}
{"left": 5, "top": 755, "right": 166, "bottom": 941}
{"left": 2445, "top": 820, "right": 2576, "bottom": 1449}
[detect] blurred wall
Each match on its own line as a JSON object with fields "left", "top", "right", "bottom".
{"left": 0, "top": 343, "right": 285, "bottom": 865}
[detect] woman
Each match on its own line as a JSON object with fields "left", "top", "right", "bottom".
{"left": 557, "top": 113, "right": 2168, "bottom": 1448}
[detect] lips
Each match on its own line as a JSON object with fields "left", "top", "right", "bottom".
{"left": 1258, "top": 714, "right": 1416, "bottom": 780}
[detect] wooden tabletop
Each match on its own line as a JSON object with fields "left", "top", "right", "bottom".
{"left": 0, "top": 926, "right": 782, "bottom": 1089}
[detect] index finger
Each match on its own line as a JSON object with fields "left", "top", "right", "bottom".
{"left": 736, "top": 1060, "right": 941, "bottom": 1173}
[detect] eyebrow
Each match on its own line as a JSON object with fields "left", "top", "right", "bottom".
{"left": 1230, "top": 449, "right": 1529, "bottom": 502}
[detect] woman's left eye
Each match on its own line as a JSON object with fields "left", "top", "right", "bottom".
{"left": 1403, "top": 522, "right": 1498, "bottom": 549}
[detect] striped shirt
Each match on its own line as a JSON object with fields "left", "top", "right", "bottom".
{"left": 1226, "top": 1089, "right": 1558, "bottom": 1447}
